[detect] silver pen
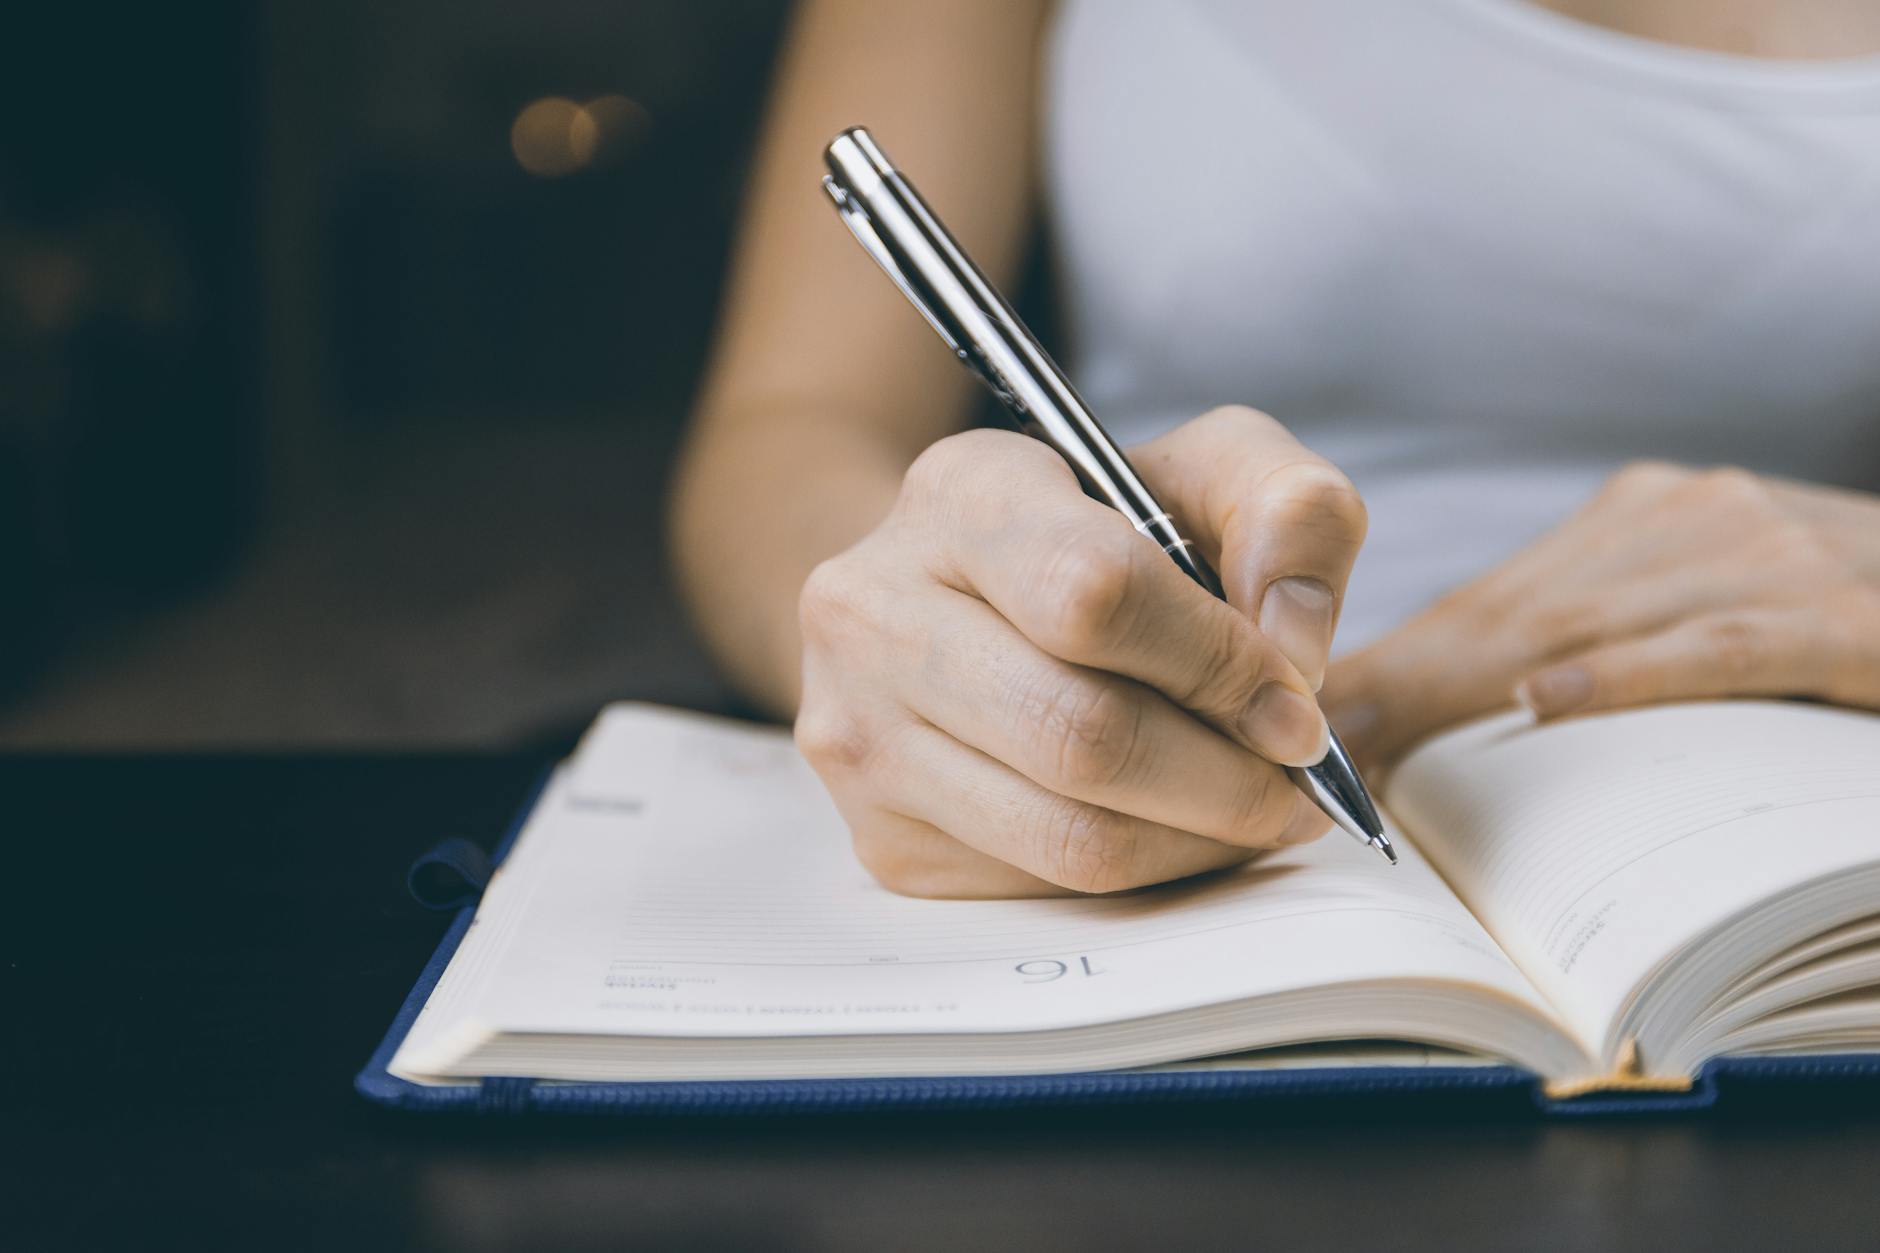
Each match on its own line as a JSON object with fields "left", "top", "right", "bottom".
{"left": 821, "top": 127, "right": 1393, "bottom": 865}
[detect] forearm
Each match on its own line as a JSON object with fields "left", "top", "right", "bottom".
{"left": 663, "top": 0, "right": 1045, "bottom": 717}
{"left": 670, "top": 403, "right": 913, "bottom": 718}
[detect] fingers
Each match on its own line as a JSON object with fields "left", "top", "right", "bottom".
{"left": 852, "top": 805, "right": 1328, "bottom": 900}
{"left": 857, "top": 718, "right": 1273, "bottom": 895}
{"left": 850, "top": 812, "right": 1074, "bottom": 899}
{"left": 1132, "top": 406, "right": 1368, "bottom": 688}
{"left": 970, "top": 515, "right": 1328, "bottom": 766}
{"left": 912, "top": 430, "right": 1328, "bottom": 766}
{"left": 1515, "top": 600, "right": 1880, "bottom": 720}
{"left": 907, "top": 588, "right": 1310, "bottom": 847}
{"left": 799, "top": 426, "right": 1345, "bottom": 900}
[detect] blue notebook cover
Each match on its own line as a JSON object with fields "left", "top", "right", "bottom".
{"left": 356, "top": 770, "right": 1880, "bottom": 1118}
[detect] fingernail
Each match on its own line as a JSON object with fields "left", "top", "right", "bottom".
{"left": 1258, "top": 577, "right": 1336, "bottom": 690}
{"left": 1241, "top": 682, "right": 1331, "bottom": 767}
{"left": 1516, "top": 666, "right": 1593, "bottom": 717}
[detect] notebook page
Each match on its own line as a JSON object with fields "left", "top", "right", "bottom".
{"left": 397, "top": 705, "right": 1552, "bottom": 1058}
{"left": 1387, "top": 701, "right": 1880, "bottom": 1058}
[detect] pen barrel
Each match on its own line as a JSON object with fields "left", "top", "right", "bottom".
{"left": 825, "top": 128, "right": 1174, "bottom": 543}
{"left": 1133, "top": 512, "right": 1225, "bottom": 601}
{"left": 825, "top": 127, "right": 1391, "bottom": 856}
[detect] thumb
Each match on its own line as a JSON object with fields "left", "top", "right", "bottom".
{"left": 1132, "top": 406, "right": 1368, "bottom": 690}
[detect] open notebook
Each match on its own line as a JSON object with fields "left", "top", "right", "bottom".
{"left": 381, "top": 700, "right": 1880, "bottom": 1103}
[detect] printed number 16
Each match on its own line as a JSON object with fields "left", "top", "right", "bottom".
{"left": 1015, "top": 956, "right": 1103, "bottom": 982}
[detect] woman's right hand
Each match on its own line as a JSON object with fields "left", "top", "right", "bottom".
{"left": 795, "top": 406, "right": 1369, "bottom": 897}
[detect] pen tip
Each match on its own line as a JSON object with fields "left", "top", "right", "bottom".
{"left": 1300, "top": 730, "right": 1388, "bottom": 839}
{"left": 1370, "top": 834, "right": 1398, "bottom": 866}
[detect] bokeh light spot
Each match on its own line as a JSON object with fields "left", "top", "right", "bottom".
{"left": 581, "top": 94, "right": 651, "bottom": 164}
{"left": 510, "top": 97, "right": 588, "bottom": 178}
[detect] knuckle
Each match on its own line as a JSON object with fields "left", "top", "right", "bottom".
{"left": 1032, "top": 677, "right": 1143, "bottom": 792}
{"left": 793, "top": 705, "right": 872, "bottom": 773}
{"left": 1605, "top": 460, "right": 1688, "bottom": 499}
{"left": 797, "top": 556, "right": 871, "bottom": 640}
{"left": 1043, "top": 802, "right": 1142, "bottom": 894}
{"left": 902, "top": 433, "right": 972, "bottom": 498}
{"left": 1691, "top": 465, "right": 1770, "bottom": 511}
{"left": 904, "top": 429, "right": 1053, "bottom": 505}
{"left": 1257, "top": 459, "right": 1369, "bottom": 543}
{"left": 1041, "top": 536, "right": 1140, "bottom": 653}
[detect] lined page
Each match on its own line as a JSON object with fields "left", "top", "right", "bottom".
{"left": 1388, "top": 701, "right": 1880, "bottom": 1057}
{"left": 395, "top": 705, "right": 1550, "bottom": 1068}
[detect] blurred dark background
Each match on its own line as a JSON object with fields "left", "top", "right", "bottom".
{"left": 0, "top": 0, "right": 806, "bottom": 748}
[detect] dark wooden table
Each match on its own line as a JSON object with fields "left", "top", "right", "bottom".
{"left": 8, "top": 753, "right": 1880, "bottom": 1251}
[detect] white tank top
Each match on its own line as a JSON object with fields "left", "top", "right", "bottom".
{"left": 1044, "top": 0, "right": 1880, "bottom": 650}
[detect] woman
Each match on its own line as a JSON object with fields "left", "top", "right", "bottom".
{"left": 671, "top": 0, "right": 1880, "bottom": 898}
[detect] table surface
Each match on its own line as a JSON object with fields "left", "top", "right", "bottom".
{"left": 8, "top": 753, "right": 1880, "bottom": 1252}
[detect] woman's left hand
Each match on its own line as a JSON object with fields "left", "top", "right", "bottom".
{"left": 1322, "top": 462, "right": 1880, "bottom": 770}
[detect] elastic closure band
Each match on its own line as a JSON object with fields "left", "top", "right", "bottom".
{"left": 406, "top": 837, "right": 495, "bottom": 911}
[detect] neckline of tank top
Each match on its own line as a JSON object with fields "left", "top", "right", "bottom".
{"left": 1442, "top": 0, "right": 1880, "bottom": 105}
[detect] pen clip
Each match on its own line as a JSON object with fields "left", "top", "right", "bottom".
{"left": 822, "top": 175, "right": 965, "bottom": 357}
